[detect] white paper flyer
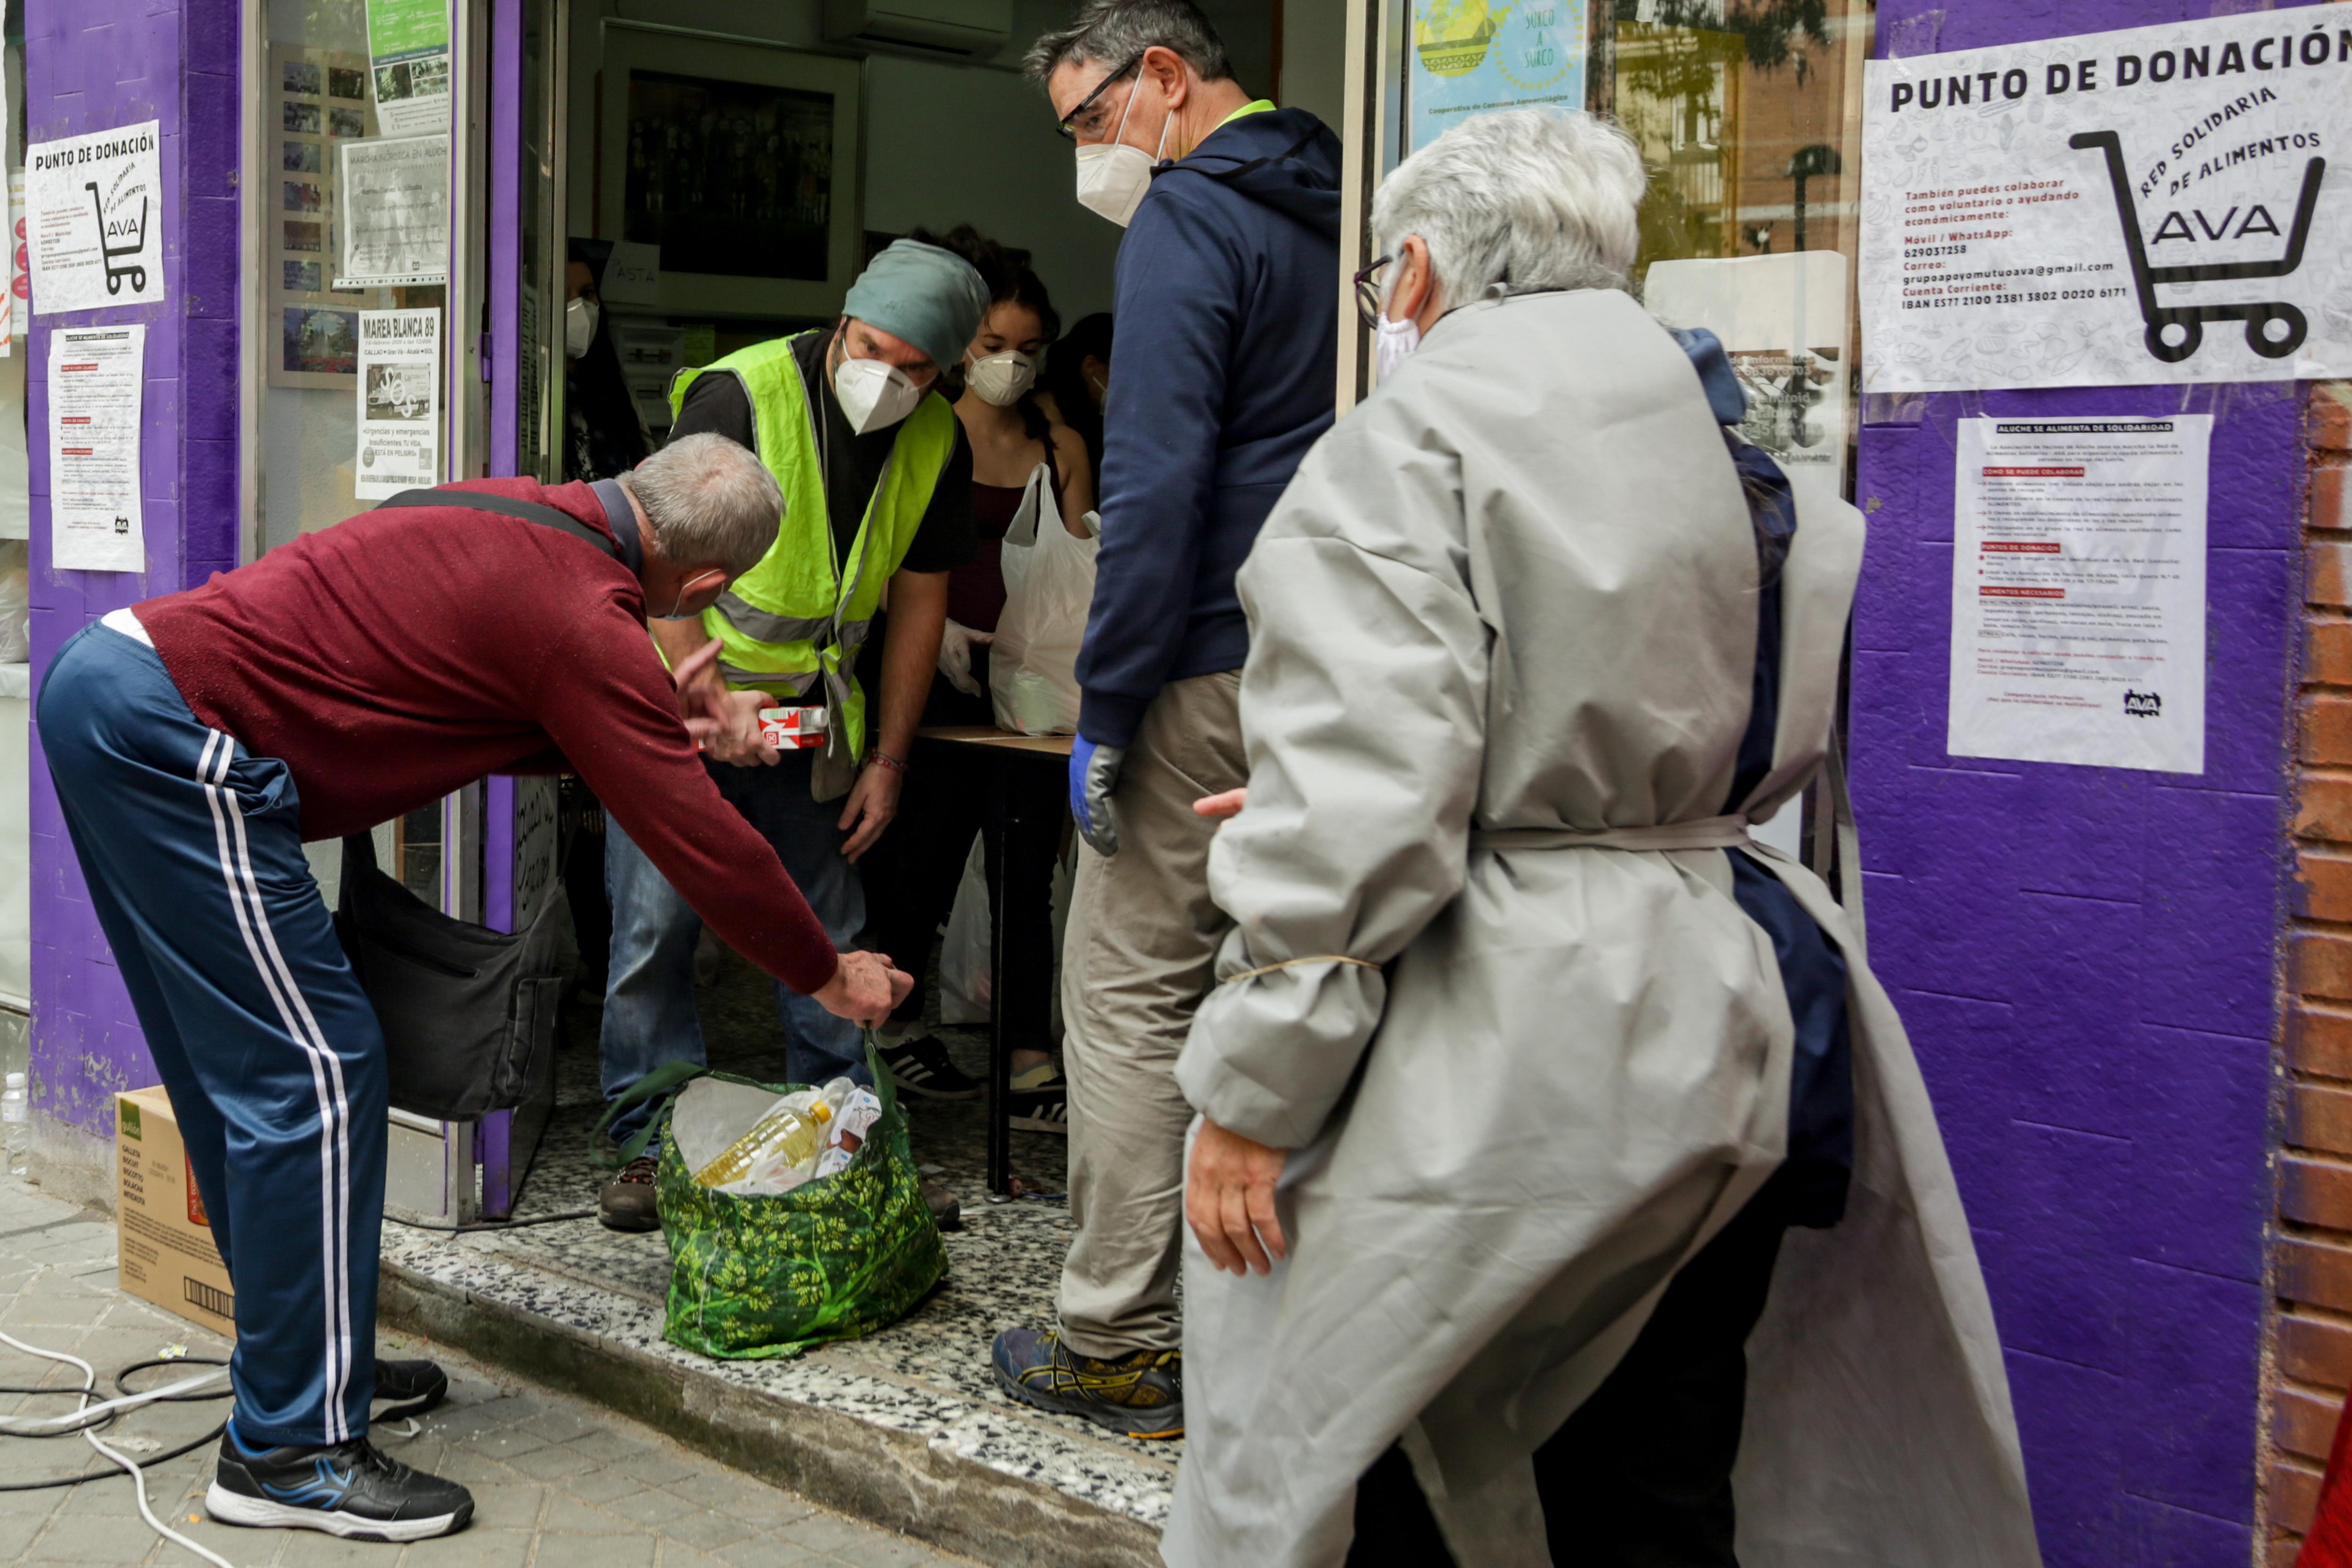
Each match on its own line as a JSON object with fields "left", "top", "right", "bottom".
{"left": 335, "top": 134, "right": 448, "bottom": 288}
{"left": 1865, "top": 12, "right": 2352, "bottom": 390}
{"left": 354, "top": 309, "right": 440, "bottom": 500}
{"left": 1947, "top": 415, "right": 2211, "bottom": 774}
{"left": 48, "top": 325, "right": 146, "bottom": 573}
{"left": 25, "top": 122, "right": 164, "bottom": 316}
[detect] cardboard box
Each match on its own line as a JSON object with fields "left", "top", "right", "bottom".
{"left": 115, "top": 1085, "right": 236, "bottom": 1339}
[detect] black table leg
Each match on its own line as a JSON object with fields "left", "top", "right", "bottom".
{"left": 984, "top": 754, "right": 1013, "bottom": 1196}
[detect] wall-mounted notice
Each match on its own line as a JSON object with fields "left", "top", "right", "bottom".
{"left": 0, "top": 170, "right": 22, "bottom": 355}
{"left": 1948, "top": 416, "right": 2210, "bottom": 774}
{"left": 1407, "top": 1, "right": 1586, "bottom": 154}
{"left": 1864, "top": 12, "right": 2352, "bottom": 391}
{"left": 25, "top": 122, "right": 164, "bottom": 316}
{"left": 48, "top": 325, "right": 146, "bottom": 573}
{"left": 366, "top": 0, "right": 451, "bottom": 136}
{"left": 354, "top": 309, "right": 439, "bottom": 500}
{"left": 335, "top": 134, "right": 448, "bottom": 288}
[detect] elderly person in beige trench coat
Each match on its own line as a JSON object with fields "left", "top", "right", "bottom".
{"left": 1165, "top": 108, "right": 2042, "bottom": 1568}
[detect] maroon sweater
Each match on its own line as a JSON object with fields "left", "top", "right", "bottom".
{"left": 137, "top": 478, "right": 837, "bottom": 995}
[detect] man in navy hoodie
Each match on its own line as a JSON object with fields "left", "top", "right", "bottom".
{"left": 991, "top": 0, "right": 1339, "bottom": 1439}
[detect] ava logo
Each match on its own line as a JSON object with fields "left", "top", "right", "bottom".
{"left": 2068, "top": 129, "right": 2325, "bottom": 365}
{"left": 2123, "top": 689, "right": 2162, "bottom": 718}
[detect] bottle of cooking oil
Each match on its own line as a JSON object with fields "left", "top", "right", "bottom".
{"left": 693, "top": 1096, "right": 834, "bottom": 1188}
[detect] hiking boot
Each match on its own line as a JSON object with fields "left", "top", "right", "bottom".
{"left": 879, "top": 1035, "right": 982, "bottom": 1100}
{"left": 598, "top": 1155, "right": 662, "bottom": 1233}
{"left": 371, "top": 1359, "right": 447, "bottom": 1419}
{"left": 1007, "top": 1075, "right": 1068, "bottom": 1135}
{"left": 990, "top": 1327, "right": 1183, "bottom": 1439}
{"left": 207, "top": 1429, "right": 474, "bottom": 1542}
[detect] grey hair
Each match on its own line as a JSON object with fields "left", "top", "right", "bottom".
{"left": 1371, "top": 109, "right": 1647, "bottom": 304}
{"left": 1023, "top": 0, "right": 1233, "bottom": 87}
{"left": 623, "top": 432, "right": 781, "bottom": 578}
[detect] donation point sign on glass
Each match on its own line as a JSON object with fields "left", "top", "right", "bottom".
{"left": 1862, "top": 11, "right": 2352, "bottom": 390}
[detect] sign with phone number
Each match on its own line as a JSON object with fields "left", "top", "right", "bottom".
{"left": 1862, "top": 9, "right": 2352, "bottom": 390}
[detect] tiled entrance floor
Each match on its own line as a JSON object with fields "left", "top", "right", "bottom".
{"left": 377, "top": 950, "right": 1175, "bottom": 1567}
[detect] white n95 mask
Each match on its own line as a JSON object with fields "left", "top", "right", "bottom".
{"left": 565, "top": 296, "right": 599, "bottom": 359}
{"left": 1075, "top": 76, "right": 1172, "bottom": 228}
{"left": 833, "top": 355, "right": 924, "bottom": 434}
{"left": 965, "top": 350, "right": 1037, "bottom": 406}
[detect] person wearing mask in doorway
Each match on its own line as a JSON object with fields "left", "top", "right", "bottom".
{"left": 595, "top": 239, "right": 988, "bottom": 1234}
{"left": 989, "top": 0, "right": 1340, "bottom": 1440}
{"left": 558, "top": 239, "right": 653, "bottom": 1005}
{"left": 858, "top": 225, "right": 1094, "bottom": 1129}
{"left": 1036, "top": 309, "right": 1113, "bottom": 490}
{"left": 38, "top": 434, "right": 908, "bottom": 1543}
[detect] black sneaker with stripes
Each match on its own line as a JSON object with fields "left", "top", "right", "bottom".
{"left": 1008, "top": 1075, "right": 1068, "bottom": 1135}
{"left": 877, "top": 1035, "right": 982, "bottom": 1100}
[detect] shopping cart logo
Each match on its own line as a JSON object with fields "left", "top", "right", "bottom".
{"left": 83, "top": 180, "right": 148, "bottom": 297}
{"left": 2068, "top": 129, "right": 2324, "bottom": 364}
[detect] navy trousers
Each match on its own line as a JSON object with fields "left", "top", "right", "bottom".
{"left": 41, "top": 624, "right": 385, "bottom": 1448}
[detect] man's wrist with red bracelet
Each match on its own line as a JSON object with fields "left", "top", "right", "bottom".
{"left": 869, "top": 749, "right": 909, "bottom": 775}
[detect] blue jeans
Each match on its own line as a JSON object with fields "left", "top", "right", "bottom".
{"left": 600, "top": 750, "right": 869, "bottom": 1146}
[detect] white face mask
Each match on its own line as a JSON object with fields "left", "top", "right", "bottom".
{"left": 565, "top": 295, "right": 599, "bottom": 360}
{"left": 1373, "top": 267, "right": 1424, "bottom": 381}
{"left": 964, "top": 349, "right": 1037, "bottom": 406}
{"left": 1374, "top": 314, "right": 1422, "bottom": 381}
{"left": 655, "top": 569, "right": 724, "bottom": 621}
{"left": 1074, "top": 73, "right": 1172, "bottom": 228}
{"left": 832, "top": 352, "right": 925, "bottom": 434}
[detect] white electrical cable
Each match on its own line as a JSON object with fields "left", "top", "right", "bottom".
{"left": 0, "top": 1363, "right": 224, "bottom": 1433}
{"left": 0, "top": 1323, "right": 241, "bottom": 1568}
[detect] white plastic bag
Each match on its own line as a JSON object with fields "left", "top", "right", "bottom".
{"left": 938, "top": 835, "right": 990, "bottom": 1025}
{"left": 990, "top": 464, "right": 1097, "bottom": 735}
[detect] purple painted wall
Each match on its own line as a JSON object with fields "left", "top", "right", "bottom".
{"left": 1862, "top": 4, "right": 2306, "bottom": 1563}
{"left": 25, "top": 0, "right": 238, "bottom": 1136}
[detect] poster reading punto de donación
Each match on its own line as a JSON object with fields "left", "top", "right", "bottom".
{"left": 1863, "top": 11, "right": 2352, "bottom": 390}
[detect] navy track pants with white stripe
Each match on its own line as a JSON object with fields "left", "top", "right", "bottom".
{"left": 41, "top": 622, "right": 385, "bottom": 1449}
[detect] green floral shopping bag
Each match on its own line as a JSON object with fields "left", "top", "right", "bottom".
{"left": 598, "top": 1033, "right": 946, "bottom": 1360}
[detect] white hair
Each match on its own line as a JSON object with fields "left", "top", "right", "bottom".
{"left": 623, "top": 432, "right": 781, "bottom": 577}
{"left": 1371, "top": 108, "right": 1647, "bottom": 304}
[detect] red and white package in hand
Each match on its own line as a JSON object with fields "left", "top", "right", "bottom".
{"left": 758, "top": 706, "right": 829, "bottom": 749}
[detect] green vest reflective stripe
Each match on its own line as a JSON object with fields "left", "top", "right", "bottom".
{"left": 669, "top": 332, "right": 956, "bottom": 759}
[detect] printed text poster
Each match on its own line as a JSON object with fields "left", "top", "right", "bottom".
{"left": 354, "top": 309, "right": 439, "bottom": 500}
{"left": 48, "top": 326, "right": 146, "bottom": 573}
{"left": 26, "top": 123, "right": 164, "bottom": 316}
{"left": 367, "top": 0, "right": 451, "bottom": 135}
{"left": 335, "top": 134, "right": 448, "bottom": 288}
{"left": 1865, "top": 12, "right": 2352, "bottom": 390}
{"left": 1948, "top": 416, "right": 2210, "bottom": 773}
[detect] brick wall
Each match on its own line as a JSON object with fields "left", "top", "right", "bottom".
{"left": 2272, "top": 384, "right": 2352, "bottom": 1565}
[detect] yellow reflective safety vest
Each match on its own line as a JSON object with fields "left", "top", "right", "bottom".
{"left": 668, "top": 333, "right": 956, "bottom": 765}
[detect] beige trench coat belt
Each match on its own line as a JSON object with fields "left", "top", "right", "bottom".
{"left": 1470, "top": 815, "right": 1754, "bottom": 852}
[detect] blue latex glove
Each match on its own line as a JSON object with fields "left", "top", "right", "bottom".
{"left": 1069, "top": 735, "right": 1127, "bottom": 857}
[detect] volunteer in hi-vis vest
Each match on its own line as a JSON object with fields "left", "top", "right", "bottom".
{"left": 592, "top": 239, "right": 989, "bottom": 1235}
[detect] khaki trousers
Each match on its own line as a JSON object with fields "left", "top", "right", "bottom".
{"left": 1057, "top": 671, "right": 1245, "bottom": 1357}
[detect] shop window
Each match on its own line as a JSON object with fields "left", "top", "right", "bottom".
{"left": 1392, "top": 0, "right": 1870, "bottom": 494}
{"left": 254, "top": 0, "right": 456, "bottom": 902}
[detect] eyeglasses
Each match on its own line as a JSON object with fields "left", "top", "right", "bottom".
{"left": 1353, "top": 255, "right": 1393, "bottom": 330}
{"left": 1057, "top": 53, "right": 1144, "bottom": 142}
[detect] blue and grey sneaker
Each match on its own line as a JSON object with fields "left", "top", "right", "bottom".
{"left": 206, "top": 1426, "right": 473, "bottom": 1542}
{"left": 991, "top": 1326, "right": 1183, "bottom": 1439}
